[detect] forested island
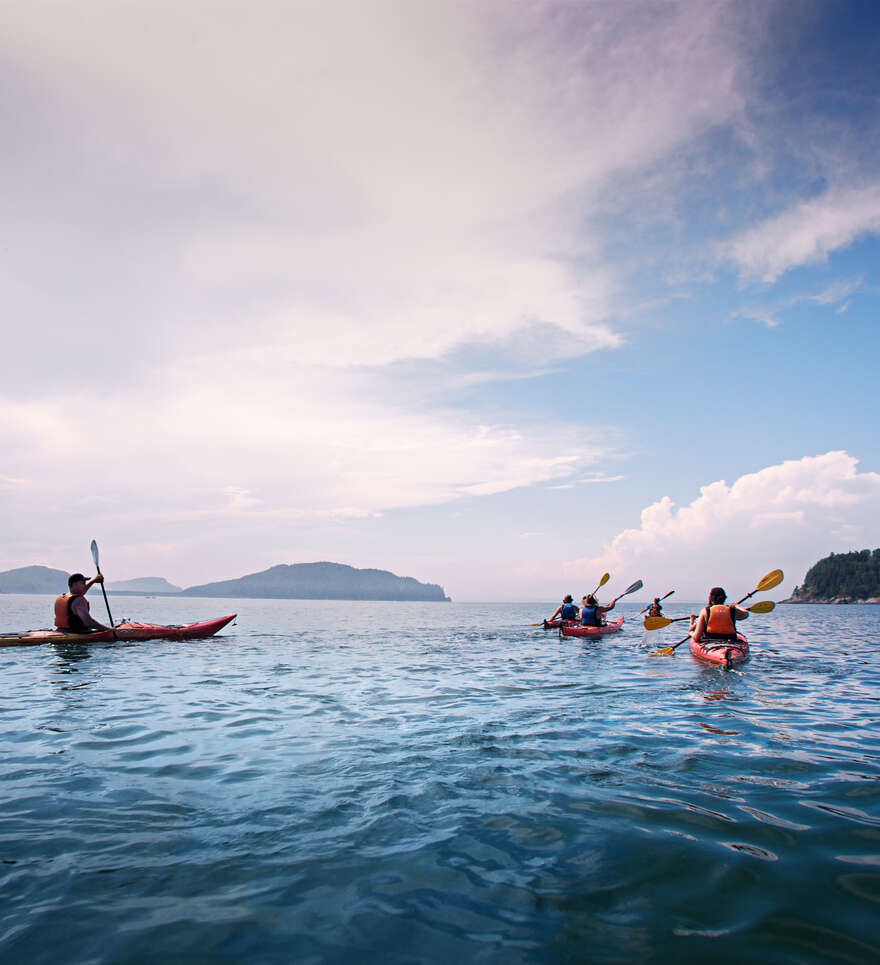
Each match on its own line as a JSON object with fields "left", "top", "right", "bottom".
{"left": 785, "top": 549, "right": 880, "bottom": 603}
{"left": 0, "top": 561, "right": 450, "bottom": 602}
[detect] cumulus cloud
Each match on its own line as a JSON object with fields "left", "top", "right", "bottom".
{"left": 723, "top": 186, "right": 880, "bottom": 284}
{"left": 565, "top": 452, "right": 880, "bottom": 599}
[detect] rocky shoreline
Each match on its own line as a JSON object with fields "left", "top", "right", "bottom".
{"left": 781, "top": 596, "right": 880, "bottom": 604}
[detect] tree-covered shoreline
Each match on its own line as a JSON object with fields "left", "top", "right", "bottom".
{"left": 786, "top": 549, "right": 880, "bottom": 603}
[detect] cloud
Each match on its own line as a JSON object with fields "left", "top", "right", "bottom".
{"left": 735, "top": 276, "right": 863, "bottom": 327}
{"left": 723, "top": 186, "right": 880, "bottom": 284}
{"left": 0, "top": 0, "right": 750, "bottom": 385}
{"left": 564, "top": 452, "right": 880, "bottom": 599}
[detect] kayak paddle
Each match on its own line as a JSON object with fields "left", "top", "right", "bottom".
{"left": 639, "top": 589, "right": 675, "bottom": 615}
{"left": 736, "top": 569, "right": 783, "bottom": 604}
{"left": 90, "top": 539, "right": 117, "bottom": 636}
{"left": 644, "top": 599, "right": 775, "bottom": 630}
{"left": 590, "top": 572, "right": 610, "bottom": 596}
{"left": 609, "top": 579, "right": 643, "bottom": 605}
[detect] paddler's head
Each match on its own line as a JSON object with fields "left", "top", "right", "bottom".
{"left": 709, "top": 587, "right": 727, "bottom": 604}
{"left": 583, "top": 594, "right": 597, "bottom": 606}
{"left": 68, "top": 573, "right": 87, "bottom": 595}
{"left": 563, "top": 594, "right": 573, "bottom": 603}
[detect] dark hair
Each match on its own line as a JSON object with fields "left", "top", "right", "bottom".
{"left": 563, "top": 594, "right": 573, "bottom": 603}
{"left": 584, "top": 594, "right": 597, "bottom": 606}
{"left": 68, "top": 573, "right": 87, "bottom": 588}
{"left": 708, "top": 587, "right": 727, "bottom": 604}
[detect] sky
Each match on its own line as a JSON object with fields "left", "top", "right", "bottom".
{"left": 1, "top": 0, "right": 879, "bottom": 602}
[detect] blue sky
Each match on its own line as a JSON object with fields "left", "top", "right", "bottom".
{"left": 1, "top": 0, "right": 879, "bottom": 601}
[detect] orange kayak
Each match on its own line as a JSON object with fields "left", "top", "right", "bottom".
{"left": 689, "top": 632, "right": 749, "bottom": 668}
{"left": 0, "top": 614, "right": 236, "bottom": 648}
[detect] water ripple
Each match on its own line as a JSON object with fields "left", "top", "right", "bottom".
{"left": 0, "top": 598, "right": 878, "bottom": 964}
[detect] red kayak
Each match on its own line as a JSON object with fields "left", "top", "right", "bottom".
{"left": 689, "top": 632, "right": 749, "bottom": 669}
{"left": 542, "top": 619, "right": 577, "bottom": 630}
{"left": 560, "top": 616, "right": 625, "bottom": 638}
{"left": 0, "top": 614, "right": 236, "bottom": 649}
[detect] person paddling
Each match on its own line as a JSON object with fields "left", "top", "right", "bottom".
{"left": 54, "top": 573, "right": 115, "bottom": 634}
{"left": 689, "top": 587, "right": 749, "bottom": 643}
{"left": 548, "top": 595, "right": 578, "bottom": 624}
{"left": 647, "top": 597, "right": 663, "bottom": 618}
{"left": 579, "top": 594, "right": 615, "bottom": 628}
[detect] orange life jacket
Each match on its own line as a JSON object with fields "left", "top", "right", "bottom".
{"left": 705, "top": 604, "right": 736, "bottom": 637}
{"left": 648, "top": 604, "right": 661, "bottom": 617}
{"left": 54, "top": 593, "right": 88, "bottom": 630}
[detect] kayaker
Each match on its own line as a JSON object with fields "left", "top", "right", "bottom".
{"left": 548, "top": 595, "right": 578, "bottom": 623}
{"left": 580, "top": 594, "right": 614, "bottom": 627}
{"left": 647, "top": 597, "right": 663, "bottom": 617}
{"left": 689, "top": 587, "right": 749, "bottom": 642}
{"left": 54, "top": 573, "right": 114, "bottom": 634}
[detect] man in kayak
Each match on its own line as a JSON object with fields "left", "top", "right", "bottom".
{"left": 689, "top": 587, "right": 749, "bottom": 642}
{"left": 647, "top": 597, "right": 664, "bottom": 617}
{"left": 548, "top": 595, "right": 578, "bottom": 623}
{"left": 580, "top": 594, "right": 615, "bottom": 627}
{"left": 54, "top": 573, "right": 114, "bottom": 634}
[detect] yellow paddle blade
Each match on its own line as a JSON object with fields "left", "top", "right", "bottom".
{"left": 643, "top": 616, "right": 671, "bottom": 630}
{"left": 654, "top": 646, "right": 675, "bottom": 656}
{"left": 755, "top": 569, "right": 784, "bottom": 592}
{"left": 748, "top": 600, "right": 775, "bottom": 614}
{"left": 599, "top": 572, "right": 610, "bottom": 587}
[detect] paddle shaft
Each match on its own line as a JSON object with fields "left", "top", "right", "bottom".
{"left": 90, "top": 541, "right": 116, "bottom": 633}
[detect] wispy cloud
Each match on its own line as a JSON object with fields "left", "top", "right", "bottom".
{"left": 735, "top": 276, "right": 863, "bottom": 327}
{"left": 722, "top": 186, "right": 880, "bottom": 284}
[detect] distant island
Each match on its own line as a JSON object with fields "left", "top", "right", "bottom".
{"left": 0, "top": 561, "right": 450, "bottom": 602}
{"left": 784, "top": 549, "right": 880, "bottom": 604}
{"left": 182, "top": 562, "right": 450, "bottom": 601}
{"left": 107, "top": 577, "right": 182, "bottom": 594}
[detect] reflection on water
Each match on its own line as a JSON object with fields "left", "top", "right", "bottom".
{"left": 0, "top": 597, "right": 878, "bottom": 965}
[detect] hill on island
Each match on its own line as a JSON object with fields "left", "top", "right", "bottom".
{"left": 0, "top": 565, "right": 70, "bottom": 594}
{"left": 107, "top": 577, "right": 182, "bottom": 593}
{"left": 181, "top": 562, "right": 450, "bottom": 601}
{"left": 787, "top": 549, "right": 880, "bottom": 603}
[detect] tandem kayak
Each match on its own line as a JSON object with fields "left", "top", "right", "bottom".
{"left": 560, "top": 616, "right": 625, "bottom": 638}
{"left": 0, "top": 614, "right": 237, "bottom": 649}
{"left": 689, "top": 632, "right": 749, "bottom": 669}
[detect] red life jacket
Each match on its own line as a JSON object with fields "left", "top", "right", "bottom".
{"left": 54, "top": 593, "right": 88, "bottom": 631}
{"left": 705, "top": 604, "right": 736, "bottom": 637}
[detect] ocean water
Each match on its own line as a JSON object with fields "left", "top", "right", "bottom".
{"left": 1, "top": 595, "right": 878, "bottom": 965}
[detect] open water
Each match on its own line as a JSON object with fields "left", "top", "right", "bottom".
{"left": 1, "top": 595, "right": 878, "bottom": 964}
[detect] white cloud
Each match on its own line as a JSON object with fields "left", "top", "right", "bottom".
{"left": 564, "top": 452, "right": 880, "bottom": 600}
{"left": 0, "top": 0, "right": 749, "bottom": 382}
{"left": 723, "top": 186, "right": 880, "bottom": 284}
{"left": 735, "top": 276, "right": 863, "bottom": 328}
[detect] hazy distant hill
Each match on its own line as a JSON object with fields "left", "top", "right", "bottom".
{"left": 107, "top": 577, "right": 182, "bottom": 593}
{"left": 0, "top": 566, "right": 181, "bottom": 596}
{"left": 0, "top": 565, "right": 69, "bottom": 594}
{"left": 182, "top": 562, "right": 451, "bottom": 601}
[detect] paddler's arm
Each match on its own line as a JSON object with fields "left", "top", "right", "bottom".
{"left": 731, "top": 604, "right": 749, "bottom": 621}
{"left": 70, "top": 595, "right": 112, "bottom": 632}
{"left": 548, "top": 604, "right": 563, "bottom": 621}
{"left": 82, "top": 573, "right": 104, "bottom": 595}
{"left": 689, "top": 610, "right": 707, "bottom": 641}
